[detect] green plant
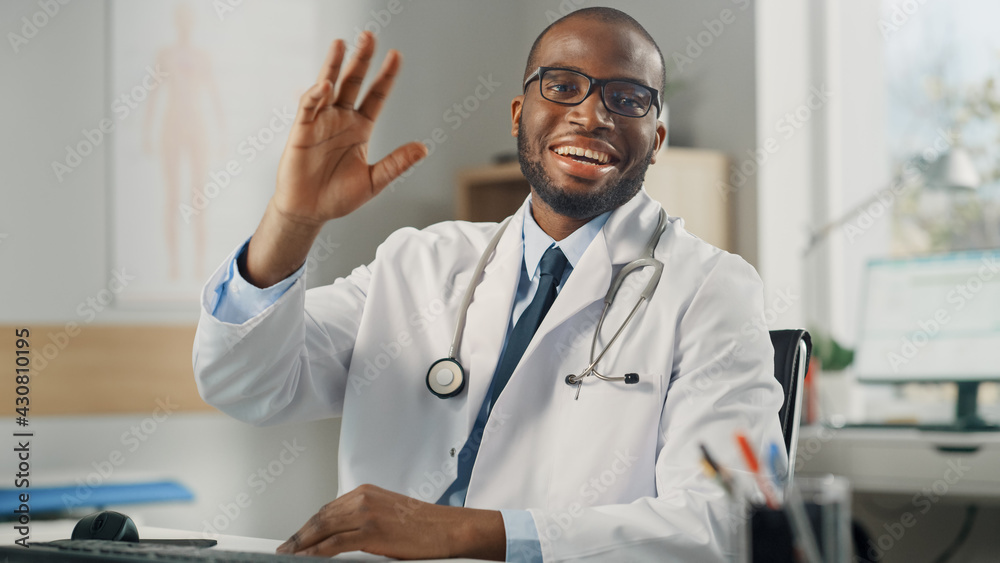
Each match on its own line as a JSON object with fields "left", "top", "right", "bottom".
{"left": 808, "top": 331, "right": 854, "bottom": 372}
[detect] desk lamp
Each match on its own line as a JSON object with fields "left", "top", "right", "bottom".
{"left": 804, "top": 147, "right": 981, "bottom": 256}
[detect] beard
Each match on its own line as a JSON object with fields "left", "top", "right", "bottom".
{"left": 517, "top": 126, "right": 655, "bottom": 220}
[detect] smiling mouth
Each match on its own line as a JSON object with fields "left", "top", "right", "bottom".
{"left": 551, "top": 145, "right": 616, "bottom": 166}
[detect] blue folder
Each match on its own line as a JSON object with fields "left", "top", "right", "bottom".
{"left": 1, "top": 480, "right": 193, "bottom": 516}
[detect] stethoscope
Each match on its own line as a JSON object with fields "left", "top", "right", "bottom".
{"left": 426, "top": 209, "right": 667, "bottom": 400}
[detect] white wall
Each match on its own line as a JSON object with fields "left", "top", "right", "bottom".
{"left": 822, "top": 0, "right": 890, "bottom": 345}
{"left": 753, "top": 1, "right": 814, "bottom": 331}
{"left": 2, "top": 0, "right": 112, "bottom": 323}
{"left": 755, "top": 0, "right": 890, "bottom": 341}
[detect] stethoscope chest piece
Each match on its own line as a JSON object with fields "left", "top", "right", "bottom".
{"left": 426, "top": 358, "right": 466, "bottom": 398}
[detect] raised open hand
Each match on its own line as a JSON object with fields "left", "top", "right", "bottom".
{"left": 273, "top": 31, "right": 428, "bottom": 228}
{"left": 241, "top": 32, "right": 427, "bottom": 288}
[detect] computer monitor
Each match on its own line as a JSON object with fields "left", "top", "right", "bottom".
{"left": 853, "top": 250, "right": 1000, "bottom": 429}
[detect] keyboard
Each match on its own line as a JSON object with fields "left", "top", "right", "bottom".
{"left": 0, "top": 539, "right": 375, "bottom": 562}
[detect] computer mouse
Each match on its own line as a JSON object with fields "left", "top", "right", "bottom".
{"left": 71, "top": 510, "right": 140, "bottom": 542}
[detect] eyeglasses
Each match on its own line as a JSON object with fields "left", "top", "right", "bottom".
{"left": 523, "top": 66, "right": 661, "bottom": 118}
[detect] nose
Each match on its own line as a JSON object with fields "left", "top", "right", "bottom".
{"left": 566, "top": 87, "right": 615, "bottom": 131}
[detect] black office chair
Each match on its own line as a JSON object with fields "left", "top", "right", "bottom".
{"left": 769, "top": 329, "right": 811, "bottom": 482}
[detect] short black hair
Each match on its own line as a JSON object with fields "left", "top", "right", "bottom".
{"left": 523, "top": 7, "right": 667, "bottom": 95}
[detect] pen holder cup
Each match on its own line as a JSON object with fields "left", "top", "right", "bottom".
{"left": 740, "top": 475, "right": 852, "bottom": 563}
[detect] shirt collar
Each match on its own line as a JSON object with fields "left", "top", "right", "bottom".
{"left": 522, "top": 197, "right": 612, "bottom": 280}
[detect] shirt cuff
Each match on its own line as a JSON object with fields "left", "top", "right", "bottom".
{"left": 209, "top": 239, "right": 305, "bottom": 324}
{"left": 499, "top": 509, "right": 542, "bottom": 563}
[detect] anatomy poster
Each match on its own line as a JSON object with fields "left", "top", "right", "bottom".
{"left": 111, "top": 0, "right": 322, "bottom": 307}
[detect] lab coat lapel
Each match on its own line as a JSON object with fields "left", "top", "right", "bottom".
{"left": 530, "top": 231, "right": 611, "bottom": 343}
{"left": 520, "top": 190, "right": 660, "bottom": 363}
{"left": 459, "top": 201, "right": 528, "bottom": 429}
{"left": 603, "top": 188, "right": 663, "bottom": 266}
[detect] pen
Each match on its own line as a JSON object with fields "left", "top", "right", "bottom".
{"left": 768, "top": 442, "right": 784, "bottom": 492}
{"left": 735, "top": 432, "right": 779, "bottom": 509}
{"left": 699, "top": 443, "right": 735, "bottom": 498}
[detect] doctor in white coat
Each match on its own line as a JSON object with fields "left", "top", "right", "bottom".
{"left": 194, "top": 7, "right": 785, "bottom": 562}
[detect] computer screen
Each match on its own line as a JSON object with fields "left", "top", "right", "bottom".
{"left": 854, "top": 250, "right": 1000, "bottom": 382}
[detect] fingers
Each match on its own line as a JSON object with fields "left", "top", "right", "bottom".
{"left": 370, "top": 141, "right": 430, "bottom": 194}
{"left": 358, "top": 49, "right": 401, "bottom": 122}
{"left": 295, "top": 530, "right": 367, "bottom": 557}
{"left": 295, "top": 39, "right": 343, "bottom": 125}
{"left": 307, "top": 33, "right": 401, "bottom": 121}
{"left": 276, "top": 506, "right": 359, "bottom": 555}
{"left": 335, "top": 31, "right": 376, "bottom": 109}
{"left": 296, "top": 80, "right": 333, "bottom": 125}
{"left": 316, "top": 39, "right": 346, "bottom": 86}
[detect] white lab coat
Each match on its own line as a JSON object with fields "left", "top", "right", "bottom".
{"left": 193, "top": 189, "right": 785, "bottom": 562}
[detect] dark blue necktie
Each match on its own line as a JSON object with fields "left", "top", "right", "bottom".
{"left": 490, "top": 245, "right": 568, "bottom": 407}
{"left": 436, "top": 246, "right": 568, "bottom": 506}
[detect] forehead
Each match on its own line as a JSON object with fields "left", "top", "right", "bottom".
{"left": 534, "top": 17, "right": 660, "bottom": 87}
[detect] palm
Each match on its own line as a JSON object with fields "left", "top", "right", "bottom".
{"left": 273, "top": 34, "right": 426, "bottom": 226}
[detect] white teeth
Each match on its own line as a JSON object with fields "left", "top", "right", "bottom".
{"left": 554, "top": 145, "right": 611, "bottom": 164}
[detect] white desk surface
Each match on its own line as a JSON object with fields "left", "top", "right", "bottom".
{"left": 0, "top": 519, "right": 489, "bottom": 562}
{"left": 796, "top": 424, "right": 1000, "bottom": 500}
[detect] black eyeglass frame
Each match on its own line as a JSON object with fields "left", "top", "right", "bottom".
{"left": 522, "top": 66, "right": 662, "bottom": 118}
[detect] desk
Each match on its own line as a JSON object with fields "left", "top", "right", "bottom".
{"left": 794, "top": 425, "right": 1000, "bottom": 563}
{"left": 0, "top": 520, "right": 489, "bottom": 562}
{"left": 795, "top": 425, "right": 1000, "bottom": 500}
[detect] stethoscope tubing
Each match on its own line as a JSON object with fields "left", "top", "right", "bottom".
{"left": 568, "top": 295, "right": 648, "bottom": 384}
{"left": 446, "top": 216, "right": 513, "bottom": 359}
{"left": 429, "top": 208, "right": 667, "bottom": 398}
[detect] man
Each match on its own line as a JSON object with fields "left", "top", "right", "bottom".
{"left": 194, "top": 7, "right": 784, "bottom": 562}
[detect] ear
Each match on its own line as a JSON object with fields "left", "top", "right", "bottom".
{"left": 510, "top": 95, "right": 524, "bottom": 137}
{"left": 649, "top": 121, "right": 667, "bottom": 164}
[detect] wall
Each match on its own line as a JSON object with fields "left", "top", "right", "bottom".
{"left": 2, "top": 0, "right": 112, "bottom": 323}
{"left": 821, "top": 0, "right": 891, "bottom": 344}
{"left": 753, "top": 0, "right": 814, "bottom": 331}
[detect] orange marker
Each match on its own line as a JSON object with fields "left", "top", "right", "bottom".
{"left": 735, "top": 432, "right": 779, "bottom": 509}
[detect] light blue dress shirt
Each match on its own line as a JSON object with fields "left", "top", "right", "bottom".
{"left": 209, "top": 202, "right": 611, "bottom": 562}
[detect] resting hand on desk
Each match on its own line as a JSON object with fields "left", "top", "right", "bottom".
{"left": 244, "top": 31, "right": 428, "bottom": 288}
{"left": 275, "top": 484, "right": 505, "bottom": 560}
